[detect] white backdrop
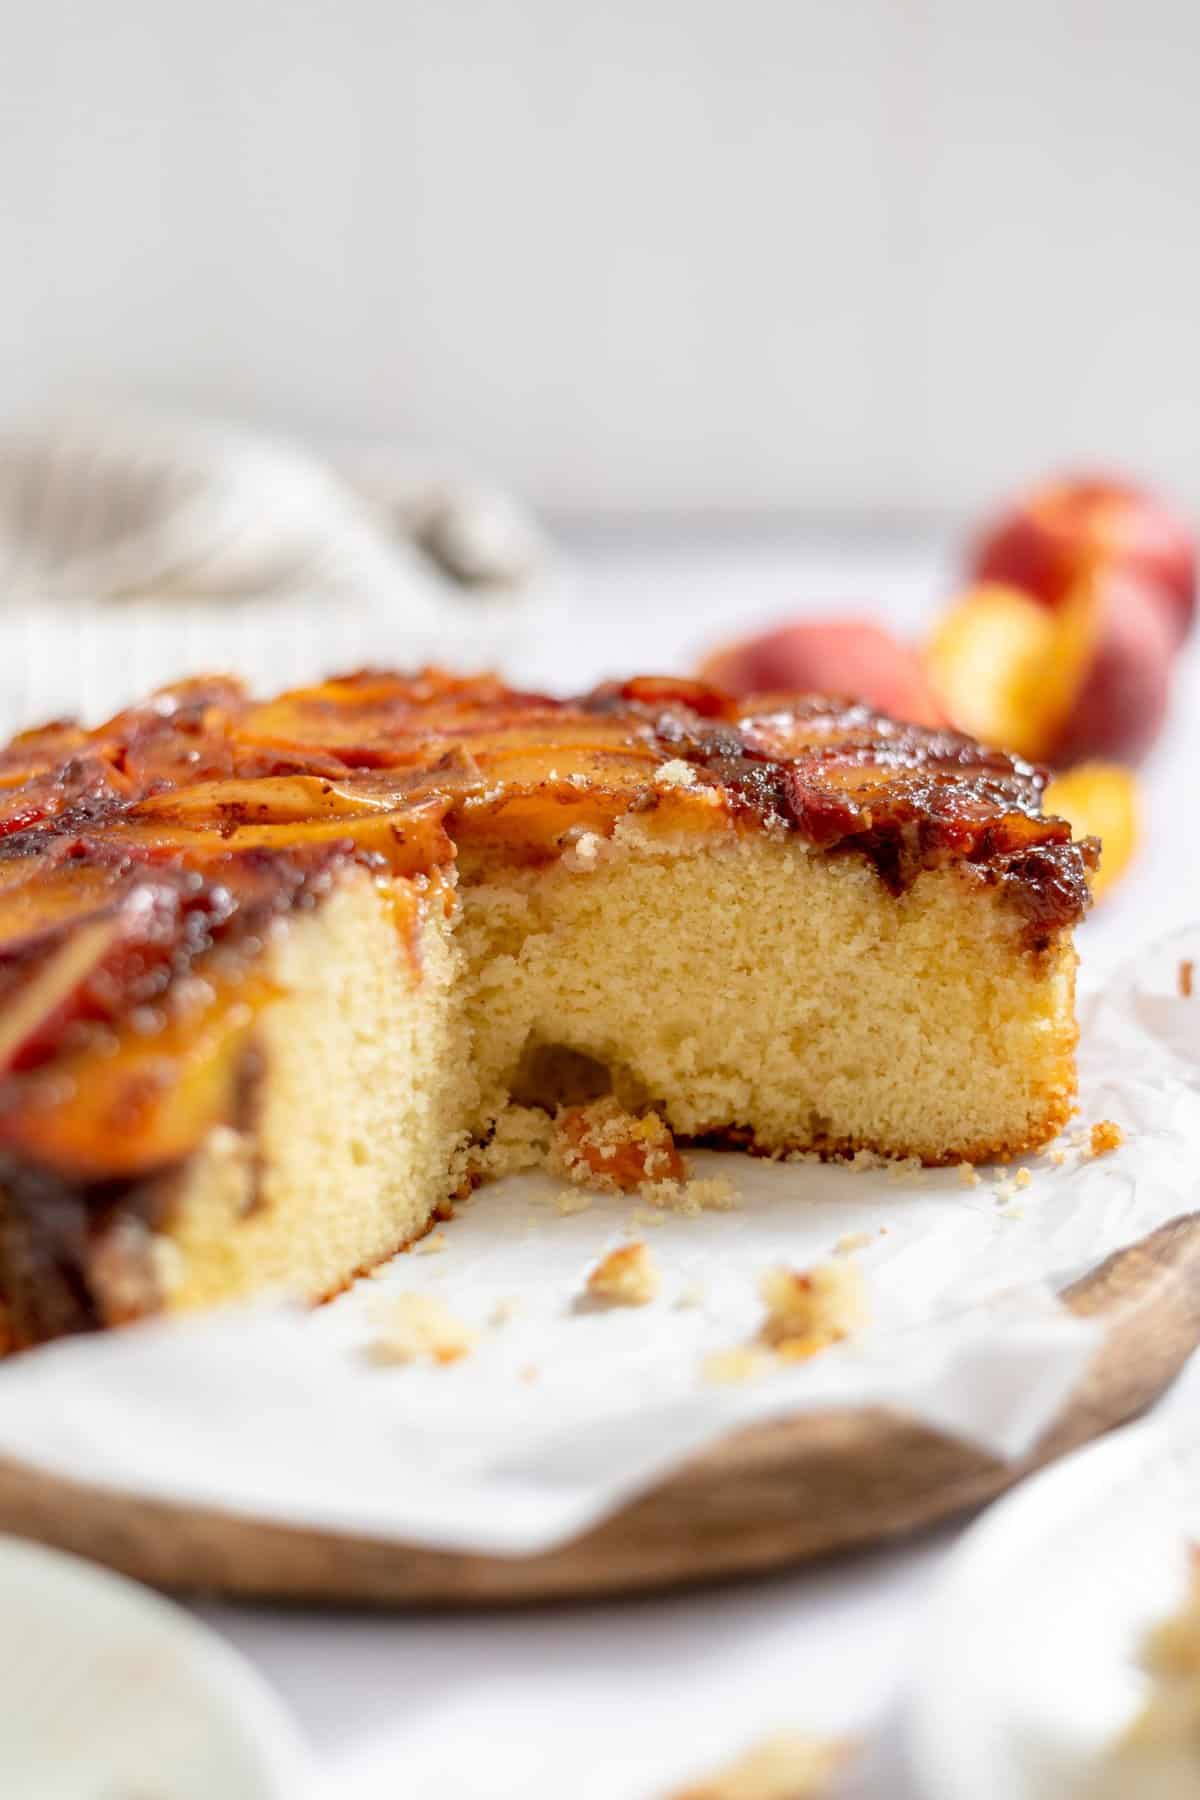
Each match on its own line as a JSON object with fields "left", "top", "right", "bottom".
{"left": 3, "top": 0, "right": 1198, "bottom": 519}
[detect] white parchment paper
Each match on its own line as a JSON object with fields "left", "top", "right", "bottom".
{"left": 0, "top": 929, "right": 1195, "bottom": 1558}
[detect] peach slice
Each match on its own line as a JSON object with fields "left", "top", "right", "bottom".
{"left": 927, "top": 576, "right": 1172, "bottom": 767}
{"left": 0, "top": 916, "right": 127, "bottom": 1075}
{"left": 972, "top": 472, "right": 1196, "bottom": 646}
{"left": 0, "top": 981, "right": 265, "bottom": 1180}
{"left": 129, "top": 774, "right": 411, "bottom": 826}
{"left": 102, "top": 796, "right": 455, "bottom": 879}
{"left": 925, "top": 584, "right": 1083, "bottom": 761}
{"left": 697, "top": 619, "right": 946, "bottom": 728}
{"left": 1050, "top": 576, "right": 1173, "bottom": 767}
{"left": 1043, "top": 763, "right": 1139, "bottom": 901}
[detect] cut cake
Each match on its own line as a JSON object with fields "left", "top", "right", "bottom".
{"left": 0, "top": 670, "right": 1094, "bottom": 1348}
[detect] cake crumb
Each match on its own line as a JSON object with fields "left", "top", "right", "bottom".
{"left": 587, "top": 1240, "right": 660, "bottom": 1306}
{"left": 843, "top": 1148, "right": 889, "bottom": 1173}
{"left": 1180, "top": 958, "right": 1194, "bottom": 999}
{"left": 368, "top": 1293, "right": 478, "bottom": 1366}
{"left": 553, "top": 1097, "right": 685, "bottom": 1194}
{"left": 413, "top": 1229, "right": 448, "bottom": 1256}
{"left": 467, "top": 1104, "right": 554, "bottom": 1182}
{"left": 702, "top": 1260, "right": 869, "bottom": 1385}
{"left": 1048, "top": 1148, "right": 1067, "bottom": 1167}
{"left": 628, "top": 1206, "right": 668, "bottom": 1229}
{"left": 885, "top": 1155, "right": 924, "bottom": 1186}
{"left": 1014, "top": 1167, "right": 1032, "bottom": 1189}
{"left": 643, "top": 1174, "right": 739, "bottom": 1216}
{"left": 489, "top": 1296, "right": 521, "bottom": 1327}
{"left": 520, "top": 1363, "right": 540, "bottom": 1383}
{"left": 666, "top": 1731, "right": 849, "bottom": 1799}
{"left": 1088, "top": 1119, "right": 1125, "bottom": 1158}
{"left": 702, "top": 1345, "right": 774, "bottom": 1386}
{"left": 833, "top": 1231, "right": 872, "bottom": 1256}
{"left": 555, "top": 1190, "right": 592, "bottom": 1216}
{"left": 956, "top": 1161, "right": 980, "bottom": 1188}
{"left": 563, "top": 828, "right": 608, "bottom": 870}
{"left": 759, "top": 1260, "right": 869, "bottom": 1357}
{"left": 654, "top": 758, "right": 698, "bottom": 790}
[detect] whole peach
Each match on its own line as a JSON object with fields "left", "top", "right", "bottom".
{"left": 698, "top": 619, "right": 946, "bottom": 728}
{"left": 972, "top": 473, "right": 1196, "bottom": 646}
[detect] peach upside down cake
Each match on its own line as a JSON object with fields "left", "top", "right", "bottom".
{"left": 0, "top": 670, "right": 1095, "bottom": 1348}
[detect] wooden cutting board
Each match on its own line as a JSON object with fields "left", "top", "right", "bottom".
{"left": 0, "top": 1213, "right": 1196, "bottom": 1607}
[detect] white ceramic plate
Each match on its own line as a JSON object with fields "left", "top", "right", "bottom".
{"left": 907, "top": 1418, "right": 1200, "bottom": 1800}
{"left": 0, "top": 1534, "right": 309, "bottom": 1799}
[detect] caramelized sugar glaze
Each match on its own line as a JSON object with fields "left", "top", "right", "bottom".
{"left": 0, "top": 669, "right": 1094, "bottom": 1209}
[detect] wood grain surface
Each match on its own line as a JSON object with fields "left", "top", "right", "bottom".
{"left": 0, "top": 1213, "right": 1197, "bottom": 1607}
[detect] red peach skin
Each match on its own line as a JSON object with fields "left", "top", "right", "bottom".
{"left": 973, "top": 473, "right": 1196, "bottom": 646}
{"left": 927, "top": 575, "right": 1173, "bottom": 769}
{"left": 698, "top": 619, "right": 946, "bottom": 729}
{"left": 1051, "top": 577, "right": 1173, "bottom": 767}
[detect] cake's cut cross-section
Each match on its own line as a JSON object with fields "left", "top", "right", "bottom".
{"left": 0, "top": 669, "right": 1094, "bottom": 1349}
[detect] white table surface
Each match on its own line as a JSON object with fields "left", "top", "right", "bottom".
{"left": 159, "top": 528, "right": 1200, "bottom": 1797}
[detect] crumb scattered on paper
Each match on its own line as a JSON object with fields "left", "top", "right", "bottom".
{"left": 1015, "top": 1167, "right": 1032, "bottom": 1189}
{"left": 368, "top": 1293, "right": 478, "bottom": 1366}
{"left": 702, "top": 1345, "right": 774, "bottom": 1386}
{"left": 413, "top": 1229, "right": 448, "bottom": 1256}
{"left": 665, "top": 1730, "right": 849, "bottom": 1799}
{"left": 465, "top": 1098, "right": 740, "bottom": 1217}
{"left": 886, "top": 1156, "right": 924, "bottom": 1186}
{"left": 703, "top": 1261, "right": 869, "bottom": 1384}
{"left": 833, "top": 1231, "right": 872, "bottom": 1256}
{"left": 786, "top": 1147, "right": 889, "bottom": 1174}
{"left": 489, "top": 1296, "right": 521, "bottom": 1328}
{"left": 643, "top": 1174, "right": 739, "bottom": 1216}
{"left": 554, "top": 1097, "right": 685, "bottom": 1194}
{"left": 1088, "top": 1119, "right": 1125, "bottom": 1157}
{"left": 1181, "top": 958, "right": 1194, "bottom": 999}
{"left": 956, "top": 1162, "right": 981, "bottom": 1188}
{"left": 587, "top": 1240, "right": 661, "bottom": 1306}
{"left": 759, "top": 1260, "right": 869, "bottom": 1357}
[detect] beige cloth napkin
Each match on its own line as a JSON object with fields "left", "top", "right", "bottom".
{"left": 0, "top": 411, "right": 552, "bottom": 729}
